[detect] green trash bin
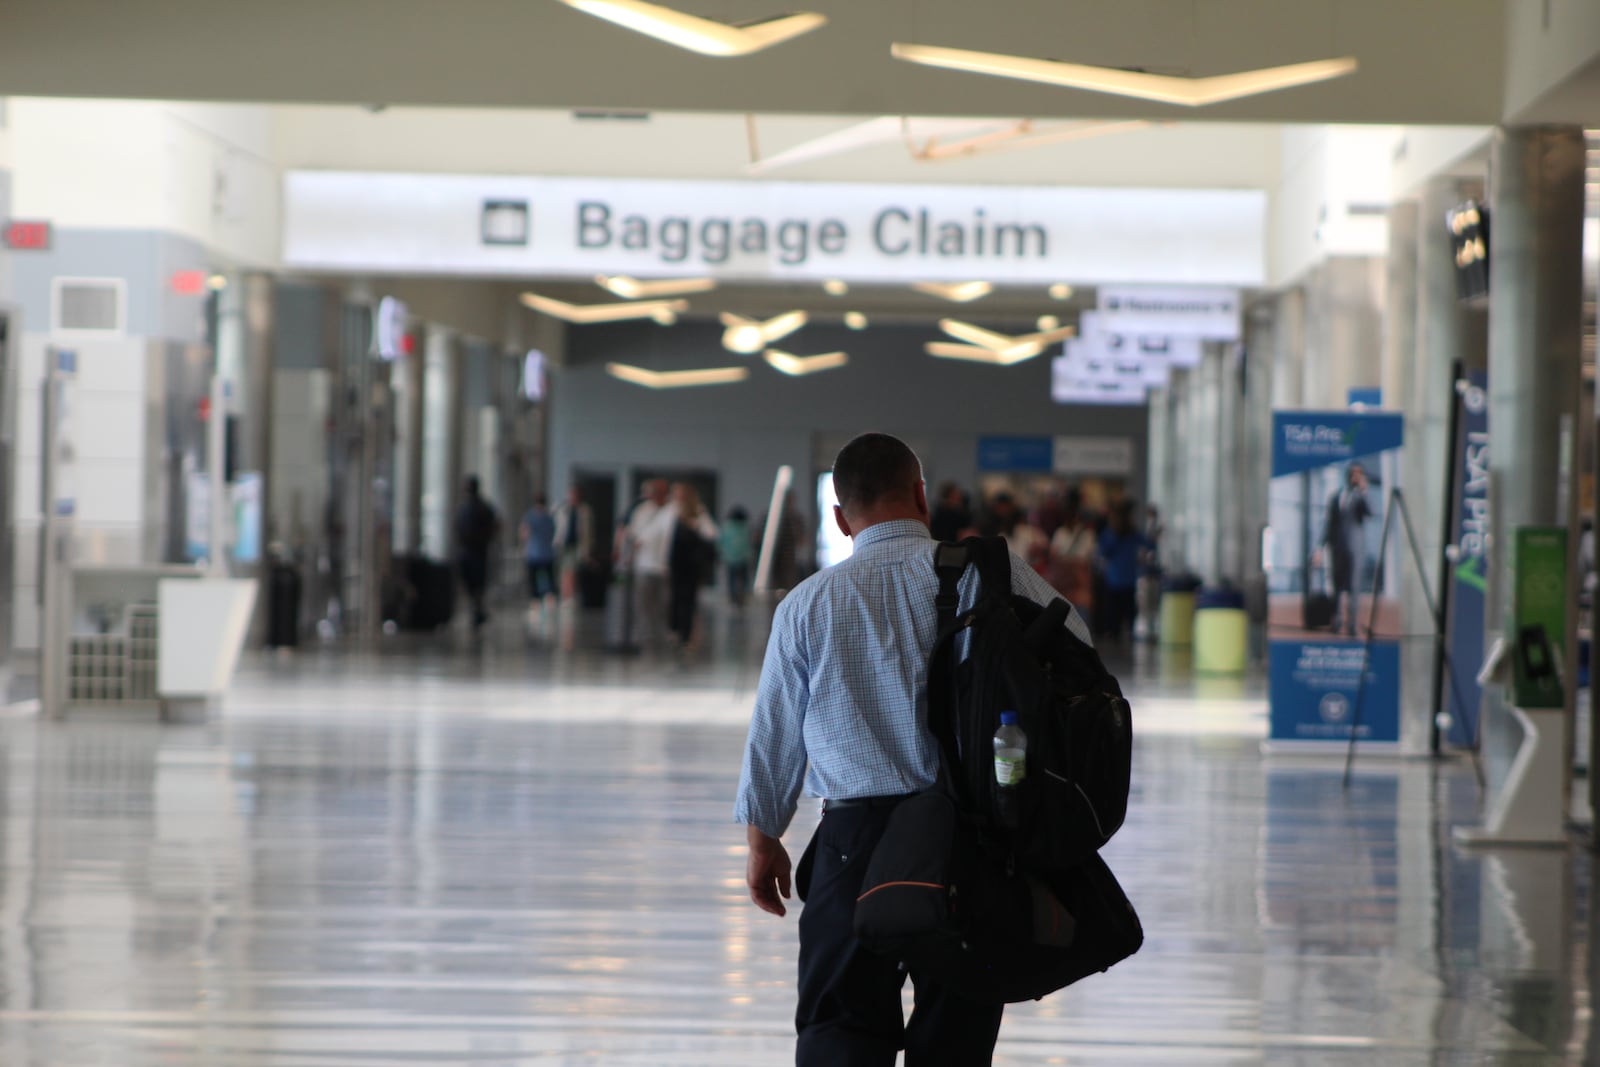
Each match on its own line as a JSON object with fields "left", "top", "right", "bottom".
{"left": 1193, "top": 589, "right": 1248, "bottom": 674}
{"left": 1159, "top": 591, "right": 1196, "bottom": 647}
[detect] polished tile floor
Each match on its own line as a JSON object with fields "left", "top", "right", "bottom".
{"left": 0, "top": 604, "right": 1593, "bottom": 1065}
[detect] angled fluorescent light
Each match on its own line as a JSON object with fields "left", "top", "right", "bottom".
{"left": 911, "top": 280, "right": 993, "bottom": 303}
{"left": 891, "top": 43, "right": 1358, "bottom": 107}
{"left": 520, "top": 291, "right": 689, "bottom": 324}
{"left": 720, "top": 310, "right": 807, "bottom": 354}
{"left": 558, "top": 0, "right": 826, "bottom": 56}
{"left": 910, "top": 118, "right": 1151, "bottom": 162}
{"left": 925, "top": 341, "right": 1039, "bottom": 366}
{"left": 844, "top": 311, "right": 869, "bottom": 330}
{"left": 940, "top": 318, "right": 1074, "bottom": 356}
{"left": 744, "top": 115, "right": 999, "bottom": 174}
{"left": 596, "top": 274, "right": 718, "bottom": 299}
{"left": 606, "top": 362, "right": 750, "bottom": 388}
{"left": 764, "top": 348, "right": 848, "bottom": 376}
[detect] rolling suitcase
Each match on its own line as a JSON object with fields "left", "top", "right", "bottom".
{"left": 1303, "top": 568, "right": 1335, "bottom": 631}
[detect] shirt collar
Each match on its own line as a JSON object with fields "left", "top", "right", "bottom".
{"left": 852, "top": 519, "right": 933, "bottom": 551}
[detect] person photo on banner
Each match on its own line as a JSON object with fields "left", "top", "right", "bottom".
{"left": 1312, "top": 461, "right": 1373, "bottom": 638}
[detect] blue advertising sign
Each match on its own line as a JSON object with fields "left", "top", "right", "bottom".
{"left": 1272, "top": 411, "right": 1405, "bottom": 478}
{"left": 1269, "top": 641, "right": 1402, "bottom": 744}
{"left": 1445, "top": 372, "right": 1488, "bottom": 747}
{"left": 977, "top": 435, "right": 1054, "bottom": 472}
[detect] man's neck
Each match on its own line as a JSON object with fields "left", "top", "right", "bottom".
{"left": 848, "top": 508, "right": 927, "bottom": 538}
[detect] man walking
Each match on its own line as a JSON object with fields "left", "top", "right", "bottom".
{"left": 625, "top": 479, "right": 675, "bottom": 651}
{"left": 454, "top": 475, "right": 500, "bottom": 630}
{"left": 1316, "top": 462, "right": 1373, "bottom": 637}
{"left": 735, "top": 432, "right": 1091, "bottom": 1065}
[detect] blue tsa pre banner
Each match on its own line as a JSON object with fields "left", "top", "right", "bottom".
{"left": 1267, "top": 409, "right": 1405, "bottom": 748}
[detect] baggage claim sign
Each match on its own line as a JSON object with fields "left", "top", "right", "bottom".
{"left": 283, "top": 173, "right": 1267, "bottom": 286}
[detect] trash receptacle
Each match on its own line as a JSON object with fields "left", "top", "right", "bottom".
{"left": 1159, "top": 574, "right": 1202, "bottom": 647}
{"left": 1194, "top": 588, "right": 1248, "bottom": 674}
{"left": 266, "top": 560, "right": 301, "bottom": 649}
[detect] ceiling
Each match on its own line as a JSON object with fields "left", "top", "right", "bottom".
{"left": 272, "top": 106, "right": 1287, "bottom": 189}
{"left": 0, "top": 0, "right": 1530, "bottom": 125}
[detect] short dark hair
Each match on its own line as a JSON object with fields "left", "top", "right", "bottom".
{"left": 832, "top": 433, "right": 921, "bottom": 512}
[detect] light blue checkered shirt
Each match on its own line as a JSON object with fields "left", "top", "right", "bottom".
{"left": 734, "top": 519, "right": 1092, "bottom": 840}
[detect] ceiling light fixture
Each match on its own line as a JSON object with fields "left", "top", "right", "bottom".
{"left": 890, "top": 43, "right": 1359, "bottom": 108}
{"left": 1048, "top": 283, "right": 1074, "bottom": 301}
{"left": 822, "top": 279, "right": 850, "bottom": 296}
{"left": 925, "top": 341, "right": 1039, "bottom": 366}
{"left": 520, "top": 291, "right": 690, "bottom": 324}
{"left": 606, "top": 362, "right": 750, "bottom": 388}
{"left": 558, "top": 0, "right": 826, "bottom": 56}
{"left": 911, "top": 280, "right": 994, "bottom": 303}
{"left": 934, "top": 319, "right": 1075, "bottom": 364}
{"left": 939, "top": 318, "right": 1073, "bottom": 359}
{"left": 909, "top": 118, "right": 1152, "bottom": 161}
{"left": 596, "top": 274, "right": 718, "bottom": 299}
{"left": 763, "top": 348, "right": 849, "bottom": 376}
{"left": 720, "top": 310, "right": 808, "bottom": 354}
{"left": 844, "top": 311, "right": 869, "bottom": 330}
{"left": 745, "top": 115, "right": 999, "bottom": 174}
{"left": 1037, "top": 314, "right": 1060, "bottom": 332}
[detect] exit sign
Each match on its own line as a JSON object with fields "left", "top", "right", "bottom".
{"left": 2, "top": 220, "right": 51, "bottom": 250}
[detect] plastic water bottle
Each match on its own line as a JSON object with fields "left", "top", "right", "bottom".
{"left": 993, "top": 711, "right": 1027, "bottom": 827}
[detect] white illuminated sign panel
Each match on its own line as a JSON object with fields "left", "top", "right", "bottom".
{"left": 1095, "top": 285, "right": 1241, "bottom": 341}
{"left": 284, "top": 172, "right": 1266, "bottom": 286}
{"left": 1051, "top": 352, "right": 1148, "bottom": 407}
{"left": 1053, "top": 436, "right": 1135, "bottom": 475}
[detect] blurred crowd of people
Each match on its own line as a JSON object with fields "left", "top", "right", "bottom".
{"left": 931, "top": 481, "right": 1163, "bottom": 647}
{"left": 462, "top": 471, "right": 1160, "bottom": 653}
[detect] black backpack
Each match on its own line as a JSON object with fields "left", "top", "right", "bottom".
{"left": 852, "top": 536, "right": 1140, "bottom": 1003}
{"left": 932, "top": 536, "right": 1133, "bottom": 864}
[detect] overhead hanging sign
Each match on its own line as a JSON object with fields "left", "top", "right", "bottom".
{"left": 1051, "top": 355, "right": 1148, "bottom": 406}
{"left": 1096, "top": 285, "right": 1241, "bottom": 341}
{"left": 284, "top": 171, "right": 1267, "bottom": 286}
{"left": 1076, "top": 311, "right": 1203, "bottom": 370}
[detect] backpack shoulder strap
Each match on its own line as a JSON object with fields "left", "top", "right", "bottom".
{"left": 933, "top": 540, "right": 970, "bottom": 633}
{"left": 968, "top": 534, "right": 1013, "bottom": 603}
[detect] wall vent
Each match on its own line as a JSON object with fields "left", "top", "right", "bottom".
{"left": 53, "top": 278, "right": 126, "bottom": 335}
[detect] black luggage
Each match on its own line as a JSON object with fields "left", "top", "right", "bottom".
{"left": 1303, "top": 591, "right": 1335, "bottom": 630}
{"left": 391, "top": 555, "right": 456, "bottom": 631}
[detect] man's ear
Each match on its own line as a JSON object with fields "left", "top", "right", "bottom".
{"left": 913, "top": 480, "right": 930, "bottom": 521}
{"left": 834, "top": 505, "right": 853, "bottom": 539}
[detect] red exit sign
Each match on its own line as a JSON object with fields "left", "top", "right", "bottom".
{"left": 2, "top": 220, "right": 52, "bottom": 251}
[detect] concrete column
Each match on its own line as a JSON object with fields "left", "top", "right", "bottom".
{"left": 419, "top": 324, "right": 460, "bottom": 560}
{"left": 1483, "top": 126, "right": 1587, "bottom": 784}
{"left": 1270, "top": 288, "right": 1305, "bottom": 412}
{"left": 1241, "top": 312, "right": 1277, "bottom": 587}
{"left": 1383, "top": 201, "right": 1419, "bottom": 411}
{"left": 1216, "top": 345, "right": 1246, "bottom": 583}
{"left": 1145, "top": 386, "right": 1169, "bottom": 522}
{"left": 390, "top": 339, "right": 422, "bottom": 555}
{"left": 1302, "top": 258, "right": 1385, "bottom": 409}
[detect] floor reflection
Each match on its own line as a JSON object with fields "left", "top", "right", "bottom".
{"left": 0, "top": 623, "right": 1589, "bottom": 1064}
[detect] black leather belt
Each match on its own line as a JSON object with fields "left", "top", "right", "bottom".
{"left": 823, "top": 793, "right": 916, "bottom": 812}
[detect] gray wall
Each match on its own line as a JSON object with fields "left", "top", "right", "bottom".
{"left": 10, "top": 228, "right": 210, "bottom": 345}
{"left": 551, "top": 319, "right": 1149, "bottom": 555}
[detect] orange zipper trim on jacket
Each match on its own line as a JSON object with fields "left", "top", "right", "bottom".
{"left": 857, "top": 881, "right": 946, "bottom": 902}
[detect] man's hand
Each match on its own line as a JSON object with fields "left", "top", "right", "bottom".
{"left": 746, "top": 827, "right": 792, "bottom": 917}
